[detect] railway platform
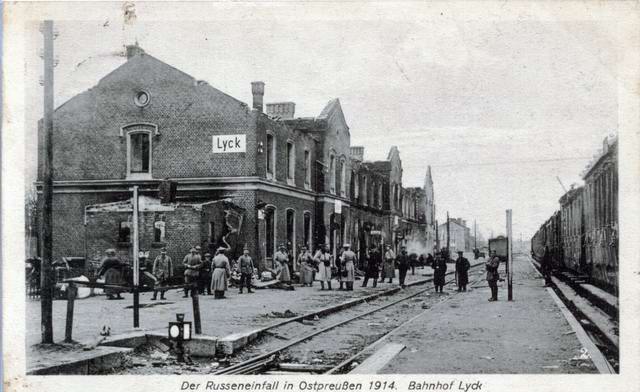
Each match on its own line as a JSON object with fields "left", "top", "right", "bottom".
{"left": 375, "top": 254, "right": 602, "bottom": 374}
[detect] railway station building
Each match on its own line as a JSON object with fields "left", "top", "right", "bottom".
{"left": 36, "top": 46, "right": 432, "bottom": 274}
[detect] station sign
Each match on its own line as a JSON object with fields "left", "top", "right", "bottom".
{"left": 212, "top": 134, "right": 246, "bottom": 153}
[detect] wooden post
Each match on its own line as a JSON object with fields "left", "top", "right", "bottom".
{"left": 132, "top": 186, "right": 140, "bottom": 328}
{"left": 191, "top": 287, "right": 202, "bottom": 334}
{"left": 64, "top": 283, "right": 77, "bottom": 343}
{"left": 507, "top": 209, "right": 513, "bottom": 301}
{"left": 40, "top": 20, "right": 55, "bottom": 344}
{"left": 446, "top": 212, "right": 450, "bottom": 255}
{"left": 435, "top": 219, "right": 439, "bottom": 251}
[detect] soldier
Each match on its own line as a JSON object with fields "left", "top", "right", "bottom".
{"left": 541, "top": 246, "right": 553, "bottom": 286}
{"left": 397, "top": 246, "right": 410, "bottom": 288}
{"left": 362, "top": 245, "right": 381, "bottom": 288}
{"left": 486, "top": 250, "right": 500, "bottom": 301}
{"left": 237, "top": 247, "right": 255, "bottom": 294}
{"left": 298, "top": 246, "right": 315, "bottom": 287}
{"left": 455, "top": 250, "right": 471, "bottom": 292}
{"left": 341, "top": 244, "right": 356, "bottom": 291}
{"left": 182, "top": 247, "right": 202, "bottom": 297}
{"left": 211, "top": 247, "right": 231, "bottom": 299}
{"left": 432, "top": 251, "right": 447, "bottom": 293}
{"left": 200, "top": 253, "right": 213, "bottom": 295}
{"left": 314, "top": 244, "right": 333, "bottom": 290}
{"left": 274, "top": 244, "right": 292, "bottom": 287}
{"left": 381, "top": 245, "right": 396, "bottom": 284}
{"left": 151, "top": 248, "right": 173, "bottom": 300}
{"left": 97, "top": 248, "right": 125, "bottom": 300}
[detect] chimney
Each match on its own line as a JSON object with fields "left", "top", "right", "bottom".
{"left": 125, "top": 43, "right": 145, "bottom": 60}
{"left": 266, "top": 102, "right": 296, "bottom": 119}
{"left": 251, "top": 81, "right": 265, "bottom": 112}
{"left": 350, "top": 146, "right": 365, "bottom": 161}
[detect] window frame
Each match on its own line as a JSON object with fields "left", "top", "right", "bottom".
{"left": 286, "top": 140, "right": 295, "bottom": 185}
{"left": 329, "top": 154, "right": 336, "bottom": 194}
{"left": 340, "top": 157, "right": 347, "bottom": 198}
{"left": 266, "top": 131, "right": 276, "bottom": 181}
{"left": 125, "top": 127, "right": 153, "bottom": 179}
{"left": 304, "top": 149, "right": 311, "bottom": 189}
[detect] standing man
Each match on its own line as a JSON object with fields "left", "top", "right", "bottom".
{"left": 200, "top": 253, "right": 213, "bottom": 295}
{"left": 182, "top": 247, "right": 202, "bottom": 297}
{"left": 298, "top": 246, "right": 314, "bottom": 287}
{"left": 541, "top": 246, "right": 552, "bottom": 287}
{"left": 314, "top": 244, "right": 333, "bottom": 290}
{"left": 151, "top": 248, "right": 173, "bottom": 300}
{"left": 237, "top": 247, "right": 255, "bottom": 294}
{"left": 362, "top": 245, "right": 381, "bottom": 288}
{"left": 274, "top": 244, "right": 292, "bottom": 288}
{"left": 381, "top": 245, "right": 396, "bottom": 284}
{"left": 397, "top": 246, "right": 410, "bottom": 288}
{"left": 97, "top": 249, "right": 125, "bottom": 300}
{"left": 486, "top": 250, "right": 500, "bottom": 301}
{"left": 455, "top": 251, "right": 471, "bottom": 292}
{"left": 432, "top": 251, "right": 447, "bottom": 293}
{"left": 409, "top": 252, "right": 418, "bottom": 275}
{"left": 341, "top": 244, "right": 356, "bottom": 291}
{"left": 211, "top": 247, "right": 231, "bottom": 299}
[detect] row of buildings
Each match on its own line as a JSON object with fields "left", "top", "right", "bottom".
{"left": 35, "top": 45, "right": 437, "bottom": 273}
{"left": 437, "top": 217, "right": 479, "bottom": 254}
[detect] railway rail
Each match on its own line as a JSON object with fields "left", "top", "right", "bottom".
{"left": 214, "top": 264, "right": 486, "bottom": 375}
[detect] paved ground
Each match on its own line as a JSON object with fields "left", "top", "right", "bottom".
{"left": 26, "top": 264, "right": 439, "bottom": 369}
{"left": 378, "top": 254, "right": 598, "bottom": 374}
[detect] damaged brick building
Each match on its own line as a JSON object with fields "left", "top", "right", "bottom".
{"left": 36, "top": 46, "right": 435, "bottom": 274}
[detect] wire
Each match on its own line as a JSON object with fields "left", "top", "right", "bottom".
{"left": 421, "top": 156, "right": 591, "bottom": 169}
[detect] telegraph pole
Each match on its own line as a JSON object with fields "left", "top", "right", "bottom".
{"left": 506, "top": 209, "right": 513, "bottom": 301}
{"left": 40, "top": 20, "right": 55, "bottom": 344}
{"left": 446, "top": 211, "right": 450, "bottom": 254}
{"left": 132, "top": 186, "right": 140, "bottom": 328}
{"left": 435, "top": 219, "right": 439, "bottom": 251}
{"left": 474, "top": 220, "right": 477, "bottom": 249}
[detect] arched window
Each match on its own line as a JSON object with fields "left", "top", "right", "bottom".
{"left": 264, "top": 206, "right": 276, "bottom": 259}
{"left": 303, "top": 211, "right": 312, "bottom": 251}
{"left": 340, "top": 158, "right": 347, "bottom": 197}
{"left": 286, "top": 209, "right": 296, "bottom": 267}
{"left": 286, "top": 141, "right": 295, "bottom": 185}
{"left": 329, "top": 154, "right": 336, "bottom": 194}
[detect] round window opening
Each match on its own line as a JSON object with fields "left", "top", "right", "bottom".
{"left": 134, "top": 91, "right": 150, "bottom": 107}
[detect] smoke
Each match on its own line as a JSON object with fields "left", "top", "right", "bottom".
{"left": 404, "top": 238, "right": 432, "bottom": 256}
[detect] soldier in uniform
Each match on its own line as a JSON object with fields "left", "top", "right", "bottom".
{"left": 432, "top": 250, "right": 448, "bottom": 293}
{"left": 211, "top": 247, "right": 231, "bottom": 299}
{"left": 486, "top": 250, "right": 500, "bottom": 301}
{"left": 151, "top": 248, "right": 173, "bottom": 300}
{"left": 298, "top": 246, "right": 315, "bottom": 287}
{"left": 274, "top": 244, "right": 292, "bottom": 287}
{"left": 455, "top": 250, "right": 471, "bottom": 292}
{"left": 381, "top": 245, "right": 396, "bottom": 284}
{"left": 237, "top": 247, "right": 255, "bottom": 294}
{"left": 541, "top": 246, "right": 553, "bottom": 286}
{"left": 200, "top": 252, "right": 213, "bottom": 295}
{"left": 314, "top": 244, "right": 334, "bottom": 290}
{"left": 182, "top": 247, "right": 202, "bottom": 297}
{"left": 341, "top": 244, "right": 356, "bottom": 291}
{"left": 362, "top": 245, "right": 381, "bottom": 288}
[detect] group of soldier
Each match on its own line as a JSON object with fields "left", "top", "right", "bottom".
{"left": 97, "top": 241, "right": 503, "bottom": 301}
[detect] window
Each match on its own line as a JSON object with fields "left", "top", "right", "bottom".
{"left": 154, "top": 220, "right": 166, "bottom": 243}
{"left": 304, "top": 150, "right": 311, "bottom": 188}
{"left": 303, "top": 212, "right": 312, "bottom": 250}
{"left": 265, "top": 207, "right": 275, "bottom": 258}
{"left": 266, "top": 133, "right": 275, "bottom": 179}
{"left": 329, "top": 155, "right": 336, "bottom": 194}
{"left": 340, "top": 159, "right": 347, "bottom": 197}
{"left": 378, "top": 183, "right": 383, "bottom": 208}
{"left": 119, "top": 221, "right": 131, "bottom": 243}
{"left": 129, "top": 132, "right": 151, "bottom": 175}
{"left": 373, "top": 181, "right": 378, "bottom": 207}
{"left": 362, "top": 175, "right": 368, "bottom": 205}
{"left": 286, "top": 141, "right": 295, "bottom": 183}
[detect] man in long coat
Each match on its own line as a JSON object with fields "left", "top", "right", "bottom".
{"left": 314, "top": 244, "right": 333, "bottom": 290}
{"left": 486, "top": 250, "right": 500, "bottom": 301}
{"left": 340, "top": 244, "right": 356, "bottom": 291}
{"left": 211, "top": 247, "right": 231, "bottom": 299}
{"left": 97, "top": 248, "right": 125, "bottom": 300}
{"left": 362, "top": 245, "right": 381, "bottom": 288}
{"left": 298, "top": 246, "right": 315, "bottom": 287}
{"left": 182, "top": 247, "right": 202, "bottom": 297}
{"left": 397, "top": 246, "right": 410, "bottom": 288}
{"left": 380, "top": 245, "right": 396, "bottom": 284}
{"left": 432, "top": 251, "right": 447, "bottom": 293}
{"left": 541, "top": 246, "right": 552, "bottom": 286}
{"left": 151, "top": 248, "right": 173, "bottom": 300}
{"left": 455, "top": 251, "right": 471, "bottom": 292}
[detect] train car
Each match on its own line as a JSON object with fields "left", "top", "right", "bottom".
{"left": 488, "top": 236, "right": 508, "bottom": 262}
{"left": 559, "top": 186, "right": 584, "bottom": 273}
{"left": 582, "top": 136, "right": 618, "bottom": 293}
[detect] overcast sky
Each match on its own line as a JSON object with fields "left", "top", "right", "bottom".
{"left": 23, "top": 3, "right": 622, "bottom": 240}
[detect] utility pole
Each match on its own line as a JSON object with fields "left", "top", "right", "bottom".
{"left": 40, "top": 20, "right": 55, "bottom": 344}
{"left": 506, "top": 209, "right": 513, "bottom": 301}
{"left": 435, "top": 219, "right": 439, "bottom": 251}
{"left": 474, "top": 220, "right": 477, "bottom": 249}
{"left": 132, "top": 186, "right": 140, "bottom": 328}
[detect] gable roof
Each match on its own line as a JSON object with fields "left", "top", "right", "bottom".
{"left": 318, "top": 98, "right": 349, "bottom": 133}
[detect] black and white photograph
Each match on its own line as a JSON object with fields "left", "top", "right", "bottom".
{"left": 3, "top": 1, "right": 640, "bottom": 391}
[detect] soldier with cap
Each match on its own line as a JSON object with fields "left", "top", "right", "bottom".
{"left": 151, "top": 248, "right": 173, "bottom": 300}
{"left": 298, "top": 246, "right": 315, "bottom": 287}
{"left": 486, "top": 250, "right": 500, "bottom": 301}
{"left": 397, "top": 246, "right": 410, "bottom": 288}
{"left": 314, "top": 244, "right": 334, "bottom": 290}
{"left": 211, "top": 247, "right": 231, "bottom": 299}
{"left": 341, "top": 244, "right": 356, "bottom": 291}
{"left": 182, "top": 247, "right": 202, "bottom": 297}
{"left": 455, "top": 250, "right": 471, "bottom": 292}
{"left": 362, "top": 244, "right": 381, "bottom": 288}
{"left": 97, "top": 248, "right": 126, "bottom": 300}
{"left": 200, "top": 252, "right": 213, "bottom": 295}
{"left": 237, "top": 246, "right": 255, "bottom": 294}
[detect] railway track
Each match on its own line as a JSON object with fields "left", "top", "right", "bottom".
{"left": 214, "top": 264, "right": 486, "bottom": 375}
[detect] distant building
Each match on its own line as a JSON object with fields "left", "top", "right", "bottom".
{"left": 438, "top": 217, "right": 471, "bottom": 253}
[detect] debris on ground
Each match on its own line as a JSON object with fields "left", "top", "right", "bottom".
{"left": 367, "top": 323, "right": 381, "bottom": 327}
{"left": 421, "top": 304, "right": 430, "bottom": 309}
{"left": 482, "top": 356, "right": 494, "bottom": 360}
{"left": 313, "top": 315, "right": 320, "bottom": 321}
{"left": 562, "top": 330, "right": 576, "bottom": 335}
{"left": 270, "top": 310, "right": 298, "bottom": 318}
{"left": 570, "top": 348, "right": 591, "bottom": 361}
